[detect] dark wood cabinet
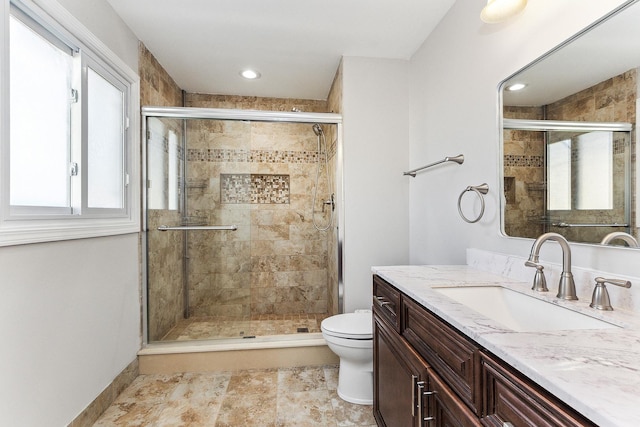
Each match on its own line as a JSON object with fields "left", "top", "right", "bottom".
{"left": 403, "top": 296, "right": 481, "bottom": 414}
{"left": 374, "top": 314, "right": 429, "bottom": 426}
{"left": 373, "top": 274, "right": 401, "bottom": 332}
{"left": 481, "top": 352, "right": 596, "bottom": 427}
{"left": 373, "top": 274, "right": 596, "bottom": 427}
{"left": 428, "top": 367, "right": 482, "bottom": 427}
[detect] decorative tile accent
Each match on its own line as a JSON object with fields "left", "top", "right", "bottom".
{"left": 613, "top": 137, "right": 627, "bottom": 155}
{"left": 504, "top": 154, "right": 544, "bottom": 167}
{"left": 221, "top": 174, "right": 290, "bottom": 204}
{"left": 188, "top": 148, "right": 318, "bottom": 164}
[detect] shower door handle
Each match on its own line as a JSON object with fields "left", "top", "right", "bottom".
{"left": 157, "top": 225, "right": 238, "bottom": 231}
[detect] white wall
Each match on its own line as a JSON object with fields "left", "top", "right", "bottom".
{"left": 0, "top": 1, "right": 141, "bottom": 426}
{"left": 0, "top": 235, "right": 140, "bottom": 426}
{"left": 408, "top": 0, "right": 640, "bottom": 277}
{"left": 48, "top": 0, "right": 139, "bottom": 71}
{"left": 341, "top": 56, "right": 411, "bottom": 312}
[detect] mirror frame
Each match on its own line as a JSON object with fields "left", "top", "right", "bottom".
{"left": 498, "top": 0, "right": 639, "bottom": 249}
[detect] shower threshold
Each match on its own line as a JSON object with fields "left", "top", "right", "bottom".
{"left": 140, "top": 332, "right": 326, "bottom": 355}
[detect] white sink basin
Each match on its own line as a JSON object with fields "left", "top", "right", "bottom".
{"left": 432, "top": 286, "right": 620, "bottom": 332}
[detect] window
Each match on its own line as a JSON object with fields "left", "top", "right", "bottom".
{"left": 547, "top": 139, "right": 571, "bottom": 211}
{"left": 9, "top": 11, "right": 74, "bottom": 212}
{"left": 575, "top": 131, "right": 613, "bottom": 210}
{"left": 547, "top": 131, "right": 614, "bottom": 211}
{"left": 1, "top": 0, "right": 140, "bottom": 246}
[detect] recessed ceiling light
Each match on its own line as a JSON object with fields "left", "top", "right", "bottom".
{"left": 240, "top": 69, "right": 261, "bottom": 80}
{"left": 481, "top": 0, "right": 528, "bottom": 23}
{"left": 506, "top": 83, "right": 527, "bottom": 91}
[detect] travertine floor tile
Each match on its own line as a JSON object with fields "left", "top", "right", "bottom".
{"left": 276, "top": 389, "right": 336, "bottom": 427}
{"left": 93, "top": 365, "right": 375, "bottom": 426}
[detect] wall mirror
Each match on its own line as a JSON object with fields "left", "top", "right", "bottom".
{"left": 500, "top": 0, "right": 640, "bottom": 248}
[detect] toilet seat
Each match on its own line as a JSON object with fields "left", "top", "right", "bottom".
{"left": 321, "top": 312, "right": 372, "bottom": 340}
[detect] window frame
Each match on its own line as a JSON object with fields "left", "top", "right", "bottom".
{"left": 0, "top": 0, "right": 140, "bottom": 246}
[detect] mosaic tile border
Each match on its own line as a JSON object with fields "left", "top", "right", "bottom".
{"left": 221, "top": 173, "right": 290, "bottom": 204}
{"left": 188, "top": 148, "right": 318, "bottom": 164}
{"left": 613, "top": 138, "right": 628, "bottom": 155}
{"left": 504, "top": 155, "right": 544, "bottom": 167}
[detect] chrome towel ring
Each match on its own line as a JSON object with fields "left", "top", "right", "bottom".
{"left": 458, "top": 183, "right": 489, "bottom": 223}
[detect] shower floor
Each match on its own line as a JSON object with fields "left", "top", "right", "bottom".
{"left": 160, "top": 313, "right": 329, "bottom": 341}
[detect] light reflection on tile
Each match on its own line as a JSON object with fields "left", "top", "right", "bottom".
{"left": 93, "top": 365, "right": 376, "bottom": 427}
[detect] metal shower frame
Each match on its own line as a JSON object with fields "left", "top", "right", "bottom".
{"left": 140, "top": 106, "right": 345, "bottom": 346}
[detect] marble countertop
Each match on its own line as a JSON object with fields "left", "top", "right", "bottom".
{"left": 372, "top": 265, "right": 640, "bottom": 427}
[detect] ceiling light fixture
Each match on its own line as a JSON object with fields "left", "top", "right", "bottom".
{"left": 481, "top": 0, "right": 528, "bottom": 23}
{"left": 505, "top": 82, "right": 527, "bottom": 91}
{"left": 240, "top": 69, "right": 261, "bottom": 80}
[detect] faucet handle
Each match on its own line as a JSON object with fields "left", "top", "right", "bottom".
{"left": 590, "top": 277, "right": 632, "bottom": 311}
{"left": 531, "top": 264, "right": 548, "bottom": 292}
{"left": 525, "top": 260, "right": 540, "bottom": 268}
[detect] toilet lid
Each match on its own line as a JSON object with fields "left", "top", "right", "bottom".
{"left": 321, "top": 312, "right": 372, "bottom": 339}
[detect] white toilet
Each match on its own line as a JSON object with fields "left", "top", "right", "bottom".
{"left": 321, "top": 311, "right": 373, "bottom": 405}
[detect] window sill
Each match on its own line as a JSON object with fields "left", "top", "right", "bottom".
{"left": 0, "top": 218, "right": 140, "bottom": 246}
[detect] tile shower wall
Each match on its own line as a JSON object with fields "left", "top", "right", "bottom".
{"left": 503, "top": 106, "right": 546, "bottom": 239}
{"left": 182, "top": 94, "right": 336, "bottom": 319}
{"left": 140, "top": 43, "right": 185, "bottom": 341}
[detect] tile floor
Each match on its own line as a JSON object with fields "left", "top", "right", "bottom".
{"left": 93, "top": 365, "right": 376, "bottom": 427}
{"left": 161, "top": 314, "right": 328, "bottom": 341}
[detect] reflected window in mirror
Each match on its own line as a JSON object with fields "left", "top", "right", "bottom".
{"left": 547, "top": 138, "right": 571, "bottom": 211}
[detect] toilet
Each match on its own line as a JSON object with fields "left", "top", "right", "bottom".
{"left": 321, "top": 310, "right": 373, "bottom": 405}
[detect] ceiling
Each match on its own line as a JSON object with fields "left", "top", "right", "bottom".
{"left": 106, "top": 0, "right": 456, "bottom": 100}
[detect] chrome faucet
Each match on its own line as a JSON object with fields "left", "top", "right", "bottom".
{"left": 525, "top": 232, "right": 578, "bottom": 300}
{"left": 600, "top": 232, "right": 639, "bottom": 248}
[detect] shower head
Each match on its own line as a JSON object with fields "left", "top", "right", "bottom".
{"left": 312, "top": 124, "right": 324, "bottom": 136}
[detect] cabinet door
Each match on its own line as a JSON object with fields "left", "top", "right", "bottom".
{"left": 374, "top": 315, "right": 429, "bottom": 427}
{"left": 428, "top": 367, "right": 482, "bottom": 427}
{"left": 403, "top": 296, "right": 481, "bottom": 414}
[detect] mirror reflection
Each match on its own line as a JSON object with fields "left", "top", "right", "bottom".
{"left": 501, "top": 0, "right": 639, "bottom": 247}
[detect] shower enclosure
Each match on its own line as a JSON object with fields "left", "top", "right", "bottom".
{"left": 503, "top": 119, "right": 633, "bottom": 243}
{"left": 142, "top": 107, "right": 343, "bottom": 344}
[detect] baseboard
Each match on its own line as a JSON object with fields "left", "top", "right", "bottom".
{"left": 67, "top": 358, "right": 139, "bottom": 427}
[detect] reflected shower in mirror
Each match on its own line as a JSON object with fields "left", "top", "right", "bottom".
{"left": 500, "top": 0, "right": 639, "bottom": 248}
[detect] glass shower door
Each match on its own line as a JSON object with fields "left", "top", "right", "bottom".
{"left": 146, "top": 116, "right": 186, "bottom": 341}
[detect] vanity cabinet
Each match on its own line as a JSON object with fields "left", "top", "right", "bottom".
{"left": 374, "top": 314, "right": 429, "bottom": 426}
{"left": 374, "top": 277, "right": 481, "bottom": 427}
{"left": 372, "top": 275, "right": 596, "bottom": 427}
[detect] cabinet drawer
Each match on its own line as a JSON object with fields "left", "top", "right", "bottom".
{"left": 402, "top": 296, "right": 481, "bottom": 415}
{"left": 481, "top": 352, "right": 596, "bottom": 427}
{"left": 373, "top": 275, "right": 401, "bottom": 332}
